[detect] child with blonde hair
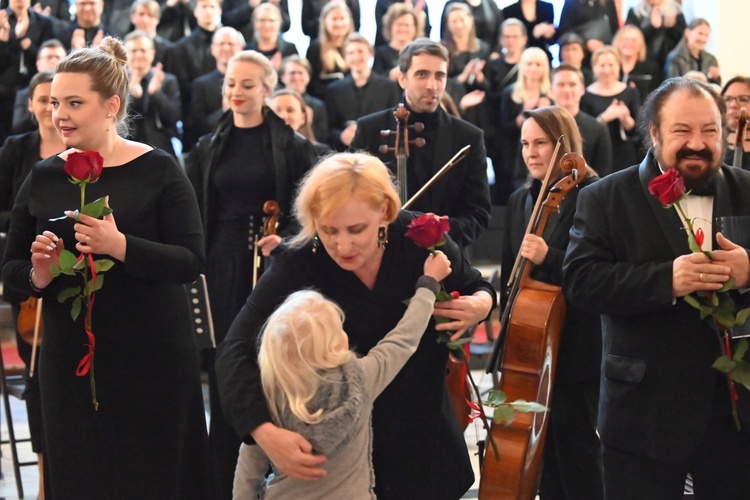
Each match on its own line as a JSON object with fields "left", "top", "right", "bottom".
{"left": 233, "top": 251, "right": 452, "bottom": 499}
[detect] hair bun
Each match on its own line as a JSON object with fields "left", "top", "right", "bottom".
{"left": 98, "top": 36, "right": 128, "bottom": 67}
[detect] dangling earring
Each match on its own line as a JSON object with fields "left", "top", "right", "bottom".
{"left": 377, "top": 226, "right": 388, "bottom": 249}
{"left": 312, "top": 234, "right": 320, "bottom": 253}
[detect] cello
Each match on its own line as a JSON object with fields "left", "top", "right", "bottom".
{"left": 379, "top": 103, "right": 424, "bottom": 202}
{"left": 479, "top": 150, "right": 587, "bottom": 499}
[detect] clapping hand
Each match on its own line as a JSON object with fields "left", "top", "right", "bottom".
{"left": 148, "top": 63, "right": 165, "bottom": 95}
{"left": 0, "top": 11, "right": 10, "bottom": 42}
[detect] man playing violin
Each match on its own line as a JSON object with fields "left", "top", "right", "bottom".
{"left": 350, "top": 37, "right": 491, "bottom": 248}
{"left": 564, "top": 77, "right": 750, "bottom": 499}
{"left": 721, "top": 76, "right": 750, "bottom": 171}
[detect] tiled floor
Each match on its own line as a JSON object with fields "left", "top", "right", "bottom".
{"left": 0, "top": 371, "right": 495, "bottom": 500}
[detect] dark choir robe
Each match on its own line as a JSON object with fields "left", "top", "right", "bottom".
{"left": 303, "top": 92, "right": 329, "bottom": 147}
{"left": 324, "top": 72, "right": 402, "bottom": 151}
{"left": 574, "top": 110, "right": 613, "bottom": 176}
{"left": 57, "top": 21, "right": 114, "bottom": 51}
{"left": 564, "top": 153, "right": 750, "bottom": 495}
{"left": 189, "top": 69, "right": 224, "bottom": 148}
{"left": 128, "top": 70, "right": 182, "bottom": 157}
{"left": 351, "top": 104, "right": 491, "bottom": 247}
{"left": 221, "top": 0, "right": 290, "bottom": 43}
{"left": 216, "top": 211, "right": 495, "bottom": 500}
{"left": 502, "top": 1, "right": 555, "bottom": 61}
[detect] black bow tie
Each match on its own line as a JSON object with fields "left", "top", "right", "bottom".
{"left": 690, "top": 183, "right": 716, "bottom": 197}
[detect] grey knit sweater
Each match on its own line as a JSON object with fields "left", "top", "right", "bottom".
{"left": 233, "top": 279, "right": 440, "bottom": 499}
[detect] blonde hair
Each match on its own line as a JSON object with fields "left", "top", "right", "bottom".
{"left": 227, "top": 50, "right": 278, "bottom": 91}
{"left": 318, "top": 1, "right": 352, "bottom": 74}
{"left": 512, "top": 47, "right": 551, "bottom": 104}
{"left": 612, "top": 25, "right": 647, "bottom": 62}
{"left": 56, "top": 36, "right": 130, "bottom": 135}
{"left": 291, "top": 153, "right": 401, "bottom": 247}
{"left": 591, "top": 45, "right": 622, "bottom": 69}
{"left": 259, "top": 290, "right": 355, "bottom": 424}
{"left": 381, "top": 3, "right": 424, "bottom": 43}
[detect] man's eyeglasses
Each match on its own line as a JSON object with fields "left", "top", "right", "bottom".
{"left": 724, "top": 95, "right": 750, "bottom": 105}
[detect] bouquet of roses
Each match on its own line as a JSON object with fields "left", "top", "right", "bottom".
{"left": 49, "top": 151, "right": 115, "bottom": 410}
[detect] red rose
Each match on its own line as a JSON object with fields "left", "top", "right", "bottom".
{"left": 695, "top": 228, "right": 704, "bottom": 248}
{"left": 450, "top": 291, "right": 460, "bottom": 300}
{"left": 64, "top": 151, "right": 104, "bottom": 184}
{"left": 648, "top": 168, "right": 685, "bottom": 206}
{"left": 405, "top": 213, "right": 450, "bottom": 249}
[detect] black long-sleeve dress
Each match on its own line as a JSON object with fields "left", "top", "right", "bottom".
{"left": 501, "top": 177, "right": 603, "bottom": 499}
{"left": 216, "top": 210, "right": 496, "bottom": 500}
{"left": 1, "top": 148, "right": 211, "bottom": 498}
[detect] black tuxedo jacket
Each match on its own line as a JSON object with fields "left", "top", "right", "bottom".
{"left": 186, "top": 68, "right": 223, "bottom": 152}
{"left": 324, "top": 73, "right": 401, "bottom": 151}
{"left": 564, "top": 151, "right": 750, "bottom": 461}
{"left": 351, "top": 106, "right": 490, "bottom": 247}
{"left": 575, "top": 111, "right": 613, "bottom": 177}
{"left": 128, "top": 71, "right": 181, "bottom": 157}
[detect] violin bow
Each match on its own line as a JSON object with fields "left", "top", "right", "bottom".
{"left": 402, "top": 145, "right": 471, "bottom": 210}
{"left": 29, "top": 298, "right": 43, "bottom": 377}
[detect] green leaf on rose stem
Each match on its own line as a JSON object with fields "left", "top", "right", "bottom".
{"left": 57, "top": 249, "right": 78, "bottom": 275}
{"left": 683, "top": 294, "right": 702, "bottom": 310}
{"left": 72, "top": 257, "right": 85, "bottom": 270}
{"left": 80, "top": 197, "right": 113, "bottom": 219}
{"left": 718, "top": 277, "right": 735, "bottom": 293}
{"left": 735, "top": 307, "right": 750, "bottom": 326}
{"left": 704, "top": 250, "right": 714, "bottom": 260}
{"left": 687, "top": 234, "right": 702, "bottom": 254}
{"left": 712, "top": 355, "right": 736, "bottom": 373}
{"left": 49, "top": 264, "right": 61, "bottom": 278}
{"left": 71, "top": 297, "right": 82, "bottom": 321}
{"left": 435, "top": 290, "right": 452, "bottom": 301}
{"left": 710, "top": 292, "right": 719, "bottom": 307}
{"left": 734, "top": 340, "right": 749, "bottom": 361}
{"left": 57, "top": 286, "right": 80, "bottom": 303}
{"left": 509, "top": 399, "right": 549, "bottom": 413}
{"left": 85, "top": 274, "right": 104, "bottom": 295}
{"left": 450, "top": 345, "right": 466, "bottom": 361}
{"left": 434, "top": 314, "right": 451, "bottom": 324}
{"left": 94, "top": 259, "right": 115, "bottom": 273}
{"left": 487, "top": 390, "right": 507, "bottom": 406}
{"left": 446, "top": 337, "right": 473, "bottom": 354}
{"left": 713, "top": 312, "right": 735, "bottom": 329}
{"left": 493, "top": 405, "right": 516, "bottom": 425}
{"left": 731, "top": 361, "right": 750, "bottom": 391}
{"left": 699, "top": 306, "right": 711, "bottom": 320}
{"left": 436, "top": 331, "right": 452, "bottom": 344}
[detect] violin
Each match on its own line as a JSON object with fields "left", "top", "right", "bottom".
{"left": 17, "top": 296, "right": 43, "bottom": 346}
{"left": 733, "top": 108, "right": 747, "bottom": 168}
{"left": 479, "top": 151, "right": 587, "bottom": 499}
{"left": 252, "top": 200, "right": 280, "bottom": 288}
{"left": 379, "top": 103, "right": 424, "bottom": 203}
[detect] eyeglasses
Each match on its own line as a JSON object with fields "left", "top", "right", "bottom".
{"left": 724, "top": 95, "right": 750, "bottom": 105}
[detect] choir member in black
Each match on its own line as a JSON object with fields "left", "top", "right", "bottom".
{"left": 326, "top": 33, "right": 401, "bottom": 152}
{"left": 4, "top": 0, "right": 69, "bottom": 33}
{"left": 558, "top": 33, "right": 594, "bottom": 86}
{"left": 625, "top": 0, "right": 685, "bottom": 72}
{"left": 57, "top": 0, "right": 112, "bottom": 51}
{"left": 351, "top": 38, "right": 491, "bottom": 247}
{"left": 279, "top": 55, "right": 329, "bottom": 147}
{"left": 216, "top": 152, "right": 495, "bottom": 500}
{"left": 221, "top": 0, "right": 289, "bottom": 45}
{"left": 502, "top": 105, "right": 602, "bottom": 500}
{"left": 2, "top": 36, "right": 210, "bottom": 499}
{"left": 0, "top": 0, "right": 53, "bottom": 143}
{"left": 550, "top": 64, "right": 613, "bottom": 176}
{"left": 306, "top": 0, "right": 352, "bottom": 99}
{"left": 243, "top": 2, "right": 296, "bottom": 71}
{"left": 664, "top": 18, "right": 721, "bottom": 86}
{"left": 0, "top": 70, "right": 64, "bottom": 500}
{"left": 162, "top": 0, "right": 220, "bottom": 150}
{"left": 441, "top": 3, "right": 490, "bottom": 80}
{"left": 722, "top": 76, "right": 750, "bottom": 171}
{"left": 302, "top": 0, "right": 359, "bottom": 41}
{"left": 372, "top": 2, "right": 423, "bottom": 81}
{"left": 558, "top": 0, "right": 619, "bottom": 60}
{"left": 613, "top": 25, "right": 661, "bottom": 102}
{"left": 441, "top": 0, "right": 503, "bottom": 55}
{"left": 128, "top": 0, "right": 174, "bottom": 65}
{"left": 189, "top": 27, "right": 245, "bottom": 152}
{"left": 500, "top": 46, "right": 551, "bottom": 190}
{"left": 581, "top": 46, "right": 641, "bottom": 174}
{"left": 157, "top": 0, "right": 196, "bottom": 43}
{"left": 12, "top": 39, "right": 65, "bottom": 135}
{"left": 186, "top": 50, "right": 316, "bottom": 500}
{"left": 374, "top": 0, "right": 425, "bottom": 47}
{"left": 502, "top": 0, "right": 555, "bottom": 62}
{"left": 124, "top": 31, "right": 181, "bottom": 157}
{"left": 268, "top": 88, "right": 332, "bottom": 158}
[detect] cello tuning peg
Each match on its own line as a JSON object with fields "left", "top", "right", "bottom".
{"left": 410, "top": 122, "right": 425, "bottom": 132}
{"left": 411, "top": 138, "right": 426, "bottom": 147}
{"left": 380, "top": 129, "right": 395, "bottom": 137}
{"left": 379, "top": 145, "right": 394, "bottom": 154}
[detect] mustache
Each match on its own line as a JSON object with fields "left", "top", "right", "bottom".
{"left": 676, "top": 148, "right": 713, "bottom": 161}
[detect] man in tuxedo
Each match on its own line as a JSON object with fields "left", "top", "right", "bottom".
{"left": 351, "top": 38, "right": 491, "bottom": 247}
{"left": 564, "top": 77, "right": 750, "bottom": 499}
{"left": 325, "top": 33, "right": 401, "bottom": 151}
{"left": 550, "top": 64, "right": 613, "bottom": 176}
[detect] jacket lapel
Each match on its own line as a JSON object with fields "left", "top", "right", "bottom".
{"left": 638, "top": 150, "right": 691, "bottom": 258}
{"left": 711, "top": 168, "right": 732, "bottom": 247}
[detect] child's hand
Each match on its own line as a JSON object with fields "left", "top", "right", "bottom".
{"left": 424, "top": 250, "right": 452, "bottom": 282}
